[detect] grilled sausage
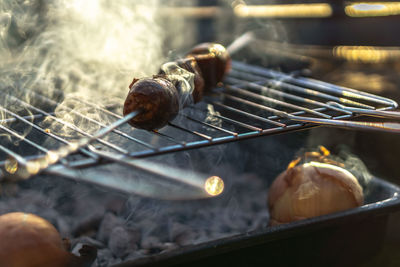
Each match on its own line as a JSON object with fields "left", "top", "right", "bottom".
{"left": 123, "top": 43, "right": 230, "bottom": 130}
{"left": 176, "top": 58, "right": 205, "bottom": 103}
{"left": 186, "top": 43, "right": 231, "bottom": 92}
{"left": 159, "top": 58, "right": 205, "bottom": 104}
{"left": 123, "top": 77, "right": 179, "bottom": 130}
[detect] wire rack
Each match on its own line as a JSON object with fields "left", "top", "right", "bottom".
{"left": 0, "top": 60, "right": 397, "bottom": 179}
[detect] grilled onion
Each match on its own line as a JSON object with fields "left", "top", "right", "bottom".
{"left": 268, "top": 161, "right": 364, "bottom": 225}
{"left": 0, "top": 212, "right": 96, "bottom": 267}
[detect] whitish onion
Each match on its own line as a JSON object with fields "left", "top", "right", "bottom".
{"left": 268, "top": 161, "right": 364, "bottom": 225}
{"left": 0, "top": 212, "right": 96, "bottom": 267}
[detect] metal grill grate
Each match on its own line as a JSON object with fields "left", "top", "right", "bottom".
{"left": 0, "top": 60, "right": 397, "bottom": 185}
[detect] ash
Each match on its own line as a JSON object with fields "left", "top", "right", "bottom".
{"left": 0, "top": 162, "right": 270, "bottom": 266}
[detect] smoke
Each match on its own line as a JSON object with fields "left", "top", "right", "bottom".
{"left": 295, "top": 144, "right": 373, "bottom": 190}
{"left": 0, "top": 0, "right": 165, "bottom": 137}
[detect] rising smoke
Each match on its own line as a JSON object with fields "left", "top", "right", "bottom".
{"left": 0, "top": 0, "right": 166, "bottom": 136}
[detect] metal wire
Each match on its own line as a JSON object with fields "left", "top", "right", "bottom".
{"left": 0, "top": 60, "right": 397, "bottom": 192}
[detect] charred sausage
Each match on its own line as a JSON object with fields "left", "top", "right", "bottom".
{"left": 123, "top": 77, "right": 179, "bottom": 130}
{"left": 176, "top": 58, "right": 205, "bottom": 103}
{"left": 123, "top": 43, "right": 230, "bottom": 130}
{"left": 186, "top": 43, "right": 231, "bottom": 92}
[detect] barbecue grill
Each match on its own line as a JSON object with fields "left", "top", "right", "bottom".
{"left": 1, "top": 57, "right": 400, "bottom": 266}
{"left": 2, "top": 1, "right": 400, "bottom": 266}
{"left": 1, "top": 60, "right": 398, "bottom": 190}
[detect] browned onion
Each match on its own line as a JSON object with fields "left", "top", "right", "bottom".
{"left": 0, "top": 212, "right": 96, "bottom": 267}
{"left": 268, "top": 161, "right": 364, "bottom": 225}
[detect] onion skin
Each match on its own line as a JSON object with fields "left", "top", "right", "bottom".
{"left": 0, "top": 212, "right": 95, "bottom": 267}
{"left": 268, "top": 162, "right": 364, "bottom": 226}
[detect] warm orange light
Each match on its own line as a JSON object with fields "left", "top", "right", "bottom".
{"left": 287, "top": 157, "right": 301, "bottom": 169}
{"left": 345, "top": 2, "right": 400, "bottom": 17}
{"left": 333, "top": 46, "right": 400, "bottom": 63}
{"left": 161, "top": 7, "right": 222, "bottom": 18}
{"left": 204, "top": 176, "right": 224, "bottom": 196}
{"left": 26, "top": 161, "right": 40, "bottom": 176}
{"left": 4, "top": 158, "right": 18, "bottom": 174}
{"left": 319, "top": 146, "right": 330, "bottom": 157}
{"left": 234, "top": 3, "right": 333, "bottom": 18}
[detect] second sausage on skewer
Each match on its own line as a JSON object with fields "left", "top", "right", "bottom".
{"left": 123, "top": 43, "right": 231, "bottom": 130}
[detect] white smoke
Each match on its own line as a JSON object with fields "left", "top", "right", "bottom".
{"left": 0, "top": 0, "right": 165, "bottom": 136}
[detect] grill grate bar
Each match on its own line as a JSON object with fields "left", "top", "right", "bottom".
{"left": 70, "top": 95, "right": 123, "bottom": 119}
{"left": 209, "top": 101, "right": 286, "bottom": 127}
{"left": 231, "top": 61, "right": 396, "bottom": 108}
{"left": 0, "top": 124, "right": 69, "bottom": 166}
{"left": 167, "top": 122, "right": 213, "bottom": 141}
{"left": 206, "top": 110, "right": 263, "bottom": 132}
{"left": 0, "top": 124, "right": 47, "bottom": 154}
{"left": 152, "top": 131, "right": 187, "bottom": 145}
{"left": 0, "top": 113, "right": 52, "bottom": 124}
{"left": 0, "top": 144, "right": 27, "bottom": 165}
{"left": 224, "top": 84, "right": 332, "bottom": 119}
{"left": 29, "top": 91, "right": 156, "bottom": 150}
{"left": 182, "top": 114, "right": 238, "bottom": 137}
{"left": 226, "top": 75, "right": 352, "bottom": 115}
{"left": 0, "top": 104, "right": 97, "bottom": 159}
{"left": 228, "top": 69, "right": 364, "bottom": 112}
{"left": 267, "top": 107, "right": 326, "bottom": 120}
{"left": 4, "top": 94, "right": 129, "bottom": 154}
{"left": 223, "top": 94, "right": 294, "bottom": 119}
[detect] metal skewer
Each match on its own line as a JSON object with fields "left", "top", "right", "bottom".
{"left": 45, "top": 162, "right": 223, "bottom": 200}
{"left": 67, "top": 145, "right": 224, "bottom": 199}
{"left": 226, "top": 31, "right": 255, "bottom": 55}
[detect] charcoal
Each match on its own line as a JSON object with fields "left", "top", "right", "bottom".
{"left": 72, "top": 242, "right": 85, "bottom": 256}
{"left": 97, "top": 212, "right": 124, "bottom": 243}
{"left": 72, "top": 207, "right": 105, "bottom": 237}
{"left": 104, "top": 196, "right": 126, "bottom": 214}
{"left": 0, "top": 165, "right": 270, "bottom": 265}
{"left": 95, "top": 249, "right": 114, "bottom": 267}
{"left": 170, "top": 222, "right": 197, "bottom": 246}
{"left": 125, "top": 227, "right": 142, "bottom": 247}
{"left": 108, "top": 257, "right": 123, "bottom": 265}
{"left": 56, "top": 217, "right": 71, "bottom": 237}
{"left": 109, "top": 226, "right": 137, "bottom": 258}
{"left": 249, "top": 211, "right": 270, "bottom": 231}
{"left": 160, "top": 242, "right": 179, "bottom": 252}
{"left": 0, "top": 183, "right": 19, "bottom": 197}
{"left": 125, "top": 250, "right": 147, "bottom": 261}
{"left": 73, "top": 236, "right": 105, "bottom": 249}
{"left": 140, "top": 236, "right": 163, "bottom": 250}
